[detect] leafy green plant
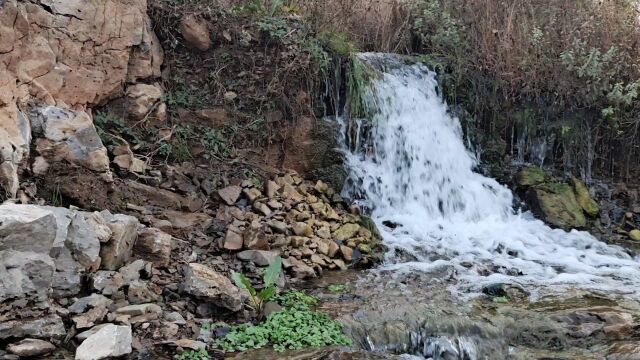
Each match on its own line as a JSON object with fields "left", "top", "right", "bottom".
{"left": 213, "top": 306, "right": 351, "bottom": 352}
{"left": 175, "top": 348, "right": 209, "bottom": 360}
{"left": 94, "top": 111, "right": 144, "bottom": 147}
{"left": 201, "top": 129, "right": 230, "bottom": 159}
{"left": 274, "top": 290, "right": 318, "bottom": 311}
{"left": 257, "top": 17, "right": 289, "bottom": 40}
{"left": 232, "top": 256, "right": 282, "bottom": 314}
{"left": 327, "top": 284, "right": 346, "bottom": 293}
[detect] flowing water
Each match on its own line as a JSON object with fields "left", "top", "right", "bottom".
{"left": 341, "top": 53, "right": 640, "bottom": 299}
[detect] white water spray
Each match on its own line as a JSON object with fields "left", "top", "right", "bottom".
{"left": 342, "top": 54, "right": 640, "bottom": 296}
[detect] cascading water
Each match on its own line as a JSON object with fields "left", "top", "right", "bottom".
{"left": 342, "top": 54, "right": 640, "bottom": 298}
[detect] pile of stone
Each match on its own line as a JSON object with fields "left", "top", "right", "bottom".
{"left": 215, "top": 171, "right": 379, "bottom": 279}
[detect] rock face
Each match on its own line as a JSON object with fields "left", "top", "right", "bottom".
{"left": 526, "top": 183, "right": 587, "bottom": 229}
{"left": 0, "top": 315, "right": 66, "bottom": 340}
{"left": 181, "top": 263, "right": 243, "bottom": 312}
{"left": 75, "top": 324, "right": 132, "bottom": 360}
{"left": 0, "top": 0, "right": 163, "bottom": 196}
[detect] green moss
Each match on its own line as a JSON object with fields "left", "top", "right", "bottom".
{"left": 515, "top": 166, "right": 547, "bottom": 187}
{"left": 570, "top": 177, "right": 599, "bottom": 217}
{"left": 317, "top": 30, "right": 357, "bottom": 57}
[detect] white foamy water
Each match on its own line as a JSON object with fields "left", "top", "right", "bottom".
{"left": 342, "top": 54, "right": 640, "bottom": 297}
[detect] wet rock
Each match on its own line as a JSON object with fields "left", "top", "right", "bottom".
{"left": 6, "top": 339, "right": 55, "bottom": 357}
{"left": 515, "top": 166, "right": 547, "bottom": 187}
{"left": 180, "top": 263, "right": 243, "bottom": 312}
{"left": 237, "top": 250, "right": 279, "bottom": 266}
{"left": 134, "top": 227, "right": 172, "bottom": 266}
{"left": 75, "top": 324, "right": 132, "bottom": 360}
{"left": 218, "top": 185, "right": 242, "bottom": 206}
{"left": 100, "top": 214, "right": 140, "bottom": 270}
{"left": 0, "top": 315, "right": 66, "bottom": 340}
{"left": 570, "top": 177, "right": 599, "bottom": 217}
{"left": 180, "top": 15, "right": 211, "bottom": 51}
{"left": 526, "top": 183, "right": 586, "bottom": 229}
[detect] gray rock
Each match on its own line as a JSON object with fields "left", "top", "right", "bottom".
{"left": 133, "top": 227, "right": 172, "bottom": 266}
{"left": 75, "top": 324, "right": 110, "bottom": 341}
{"left": 119, "top": 259, "right": 151, "bottom": 284}
{"left": 72, "top": 306, "right": 108, "bottom": 329}
{"left": 164, "top": 311, "right": 186, "bottom": 325}
{"left": 180, "top": 263, "right": 243, "bottom": 312}
{"left": 7, "top": 338, "right": 56, "bottom": 357}
{"left": 90, "top": 271, "right": 124, "bottom": 295}
{"left": 217, "top": 185, "right": 242, "bottom": 206}
{"left": 68, "top": 294, "right": 113, "bottom": 314}
{"left": 0, "top": 315, "right": 66, "bottom": 340}
{"left": 115, "top": 303, "right": 161, "bottom": 316}
{"left": 75, "top": 324, "right": 132, "bottom": 360}
{"left": 100, "top": 214, "right": 140, "bottom": 270}
{"left": 0, "top": 204, "right": 56, "bottom": 253}
{"left": 223, "top": 226, "right": 244, "bottom": 250}
{"left": 237, "top": 250, "right": 279, "bottom": 266}
{"left": 127, "top": 280, "right": 158, "bottom": 304}
{"left": 0, "top": 250, "right": 55, "bottom": 302}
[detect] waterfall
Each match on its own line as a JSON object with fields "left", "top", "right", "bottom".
{"left": 342, "top": 54, "right": 640, "bottom": 297}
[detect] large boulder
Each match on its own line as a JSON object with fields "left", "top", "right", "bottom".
{"left": 75, "top": 324, "right": 132, "bottom": 360}
{"left": 515, "top": 166, "right": 547, "bottom": 187}
{"left": 0, "top": 203, "right": 57, "bottom": 253}
{"left": 526, "top": 182, "right": 587, "bottom": 229}
{"left": 180, "top": 263, "right": 243, "bottom": 312}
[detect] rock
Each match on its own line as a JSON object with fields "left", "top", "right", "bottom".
{"left": 128, "top": 280, "right": 158, "bottom": 304}
{"left": 237, "top": 250, "right": 279, "bottom": 266}
{"left": 288, "top": 258, "right": 316, "bottom": 279}
{"left": 0, "top": 106, "right": 30, "bottom": 198}
{"left": 116, "top": 303, "right": 162, "bottom": 316}
{"left": 243, "top": 226, "right": 270, "bottom": 250}
{"left": 253, "top": 202, "right": 272, "bottom": 216}
{"left": 0, "top": 315, "right": 66, "bottom": 340}
{"left": 165, "top": 311, "right": 187, "bottom": 325}
{"left": 69, "top": 294, "right": 113, "bottom": 314}
{"left": 526, "top": 183, "right": 586, "bottom": 229}
{"left": 75, "top": 324, "right": 132, "bottom": 360}
{"left": 293, "top": 222, "right": 313, "bottom": 237}
{"left": 125, "top": 83, "right": 164, "bottom": 120}
{"left": 243, "top": 188, "right": 262, "bottom": 202}
{"left": 90, "top": 271, "right": 124, "bottom": 295}
{"left": 162, "top": 211, "right": 212, "bottom": 234}
{"left": 340, "top": 245, "right": 353, "bottom": 262}
{"left": 0, "top": 204, "right": 56, "bottom": 253}
{"left": 224, "top": 91, "right": 238, "bottom": 102}
{"left": 119, "top": 259, "right": 151, "bottom": 283}
{"left": 30, "top": 106, "right": 110, "bottom": 173}
{"left": 113, "top": 154, "right": 147, "bottom": 173}
{"left": 100, "top": 214, "right": 140, "bottom": 270}
{"left": 570, "top": 177, "right": 599, "bottom": 217}
{"left": 181, "top": 263, "right": 243, "bottom": 312}
{"left": 7, "top": 339, "right": 56, "bottom": 357}
{"left": 316, "top": 240, "right": 330, "bottom": 256}
{"left": 262, "top": 302, "right": 283, "bottom": 317}
{"left": 608, "top": 343, "right": 640, "bottom": 360}
{"left": 218, "top": 185, "right": 242, "bottom": 205}
{"left": 281, "top": 183, "right": 304, "bottom": 203}
{"left": 267, "top": 220, "right": 287, "bottom": 234}
{"left": 223, "top": 226, "right": 244, "bottom": 250}
{"left": 173, "top": 339, "right": 208, "bottom": 351}
{"left": 333, "top": 223, "right": 361, "bottom": 241}
{"left": 0, "top": 250, "right": 55, "bottom": 302}
{"left": 134, "top": 228, "right": 172, "bottom": 266}
{"left": 65, "top": 211, "right": 102, "bottom": 271}
{"left": 180, "top": 15, "right": 211, "bottom": 51}
{"left": 265, "top": 180, "right": 280, "bottom": 198}
{"left": 328, "top": 241, "right": 340, "bottom": 258}
{"left": 72, "top": 306, "right": 108, "bottom": 329}
{"left": 333, "top": 259, "right": 348, "bottom": 270}
{"left": 75, "top": 324, "right": 110, "bottom": 341}
{"left": 515, "top": 166, "right": 547, "bottom": 187}
{"left": 629, "top": 230, "right": 640, "bottom": 241}
{"left": 196, "top": 108, "right": 228, "bottom": 127}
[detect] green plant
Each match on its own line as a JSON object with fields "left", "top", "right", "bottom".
{"left": 257, "top": 17, "right": 290, "bottom": 40}
{"left": 175, "top": 348, "right": 209, "bottom": 360}
{"left": 232, "top": 256, "right": 282, "bottom": 314}
{"left": 274, "top": 290, "right": 318, "bottom": 310}
{"left": 327, "top": 284, "right": 346, "bottom": 293}
{"left": 201, "top": 129, "right": 230, "bottom": 159}
{"left": 94, "top": 111, "right": 144, "bottom": 147}
{"left": 317, "top": 30, "right": 356, "bottom": 57}
{"left": 214, "top": 307, "right": 351, "bottom": 352}
{"left": 50, "top": 184, "right": 63, "bottom": 207}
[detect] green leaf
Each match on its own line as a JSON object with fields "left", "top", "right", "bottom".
{"left": 231, "top": 271, "right": 256, "bottom": 296}
{"left": 258, "top": 286, "right": 277, "bottom": 301}
{"left": 492, "top": 296, "right": 509, "bottom": 304}
{"left": 263, "top": 256, "right": 282, "bottom": 288}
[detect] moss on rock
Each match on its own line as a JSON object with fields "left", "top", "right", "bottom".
{"left": 526, "top": 182, "right": 586, "bottom": 229}
{"left": 570, "top": 177, "right": 599, "bottom": 217}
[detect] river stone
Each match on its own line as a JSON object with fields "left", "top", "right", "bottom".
{"left": 515, "top": 166, "right": 547, "bottom": 187}
{"left": 100, "top": 213, "right": 140, "bottom": 270}
{"left": 629, "top": 230, "right": 640, "bottom": 241}
{"left": 218, "top": 185, "right": 242, "bottom": 205}
{"left": 180, "top": 263, "right": 243, "bottom": 312}
{"left": 75, "top": 324, "right": 132, "bottom": 360}
{"left": 333, "top": 223, "right": 360, "bottom": 241}
{"left": 0, "top": 250, "right": 55, "bottom": 301}
{"left": 237, "top": 250, "right": 279, "bottom": 266}
{"left": 570, "top": 177, "right": 599, "bottom": 217}
{"left": 7, "top": 338, "right": 56, "bottom": 357}
{"left": 0, "top": 203, "right": 56, "bottom": 253}
{"left": 526, "top": 183, "right": 586, "bottom": 229}
{"left": 133, "top": 227, "right": 172, "bottom": 266}
{"left": 0, "top": 315, "right": 66, "bottom": 340}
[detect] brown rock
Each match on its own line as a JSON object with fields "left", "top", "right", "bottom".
{"left": 340, "top": 245, "right": 353, "bottom": 262}
{"left": 180, "top": 15, "right": 211, "bottom": 51}
{"left": 181, "top": 263, "right": 243, "bottom": 312}
{"left": 328, "top": 241, "right": 340, "bottom": 258}
{"left": 243, "top": 188, "right": 262, "bottom": 202}
{"left": 197, "top": 108, "right": 228, "bottom": 127}
{"left": 237, "top": 250, "right": 280, "bottom": 266}
{"left": 100, "top": 214, "right": 140, "bottom": 270}
{"left": 292, "top": 222, "right": 313, "bottom": 237}
{"left": 7, "top": 339, "right": 56, "bottom": 357}
{"left": 253, "top": 202, "right": 272, "bottom": 216}
{"left": 243, "top": 226, "right": 270, "bottom": 250}
{"left": 265, "top": 180, "right": 280, "bottom": 198}
{"left": 134, "top": 228, "right": 172, "bottom": 266}
{"left": 223, "top": 226, "right": 244, "bottom": 250}
{"left": 125, "top": 83, "right": 164, "bottom": 120}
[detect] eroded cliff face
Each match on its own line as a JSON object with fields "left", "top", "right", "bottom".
{"left": 0, "top": 0, "right": 163, "bottom": 198}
